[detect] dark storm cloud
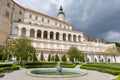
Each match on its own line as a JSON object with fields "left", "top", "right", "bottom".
{"left": 14, "top": 0, "right": 120, "bottom": 42}
{"left": 64, "top": 0, "right": 120, "bottom": 42}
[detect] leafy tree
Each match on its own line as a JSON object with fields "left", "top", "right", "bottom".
{"left": 66, "top": 46, "right": 84, "bottom": 62}
{"left": 51, "top": 55, "right": 54, "bottom": 61}
{"left": 62, "top": 55, "right": 67, "bottom": 62}
{"left": 55, "top": 54, "right": 59, "bottom": 62}
{"left": 5, "top": 37, "right": 36, "bottom": 64}
{"left": 40, "top": 53, "right": 44, "bottom": 61}
{"left": 48, "top": 54, "right": 51, "bottom": 62}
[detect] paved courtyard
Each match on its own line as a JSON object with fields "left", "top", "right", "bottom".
{"left": 1, "top": 65, "right": 117, "bottom": 80}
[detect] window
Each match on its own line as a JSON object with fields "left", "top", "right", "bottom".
{"left": 5, "top": 11, "right": 9, "bottom": 17}
{"left": 19, "top": 11, "right": 22, "bottom": 15}
{"left": 48, "top": 20, "right": 50, "bottom": 23}
{"left": 7, "top": 3, "right": 10, "bottom": 7}
{"left": 35, "top": 16, "right": 38, "bottom": 20}
{"left": 60, "top": 24, "right": 61, "bottom": 27}
{"left": 18, "top": 19, "right": 21, "bottom": 22}
{"left": 42, "top": 18, "right": 44, "bottom": 22}
{"left": 55, "top": 22, "right": 57, "bottom": 26}
{"left": 29, "top": 14, "right": 32, "bottom": 18}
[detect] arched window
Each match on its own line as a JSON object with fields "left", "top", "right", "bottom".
{"left": 50, "top": 31, "right": 54, "bottom": 40}
{"left": 21, "top": 28, "right": 26, "bottom": 36}
{"left": 43, "top": 31, "right": 48, "bottom": 39}
{"left": 63, "top": 33, "right": 66, "bottom": 41}
{"left": 78, "top": 35, "right": 81, "bottom": 42}
{"left": 13, "top": 27, "right": 19, "bottom": 35}
{"left": 30, "top": 29, "right": 35, "bottom": 37}
{"left": 37, "top": 30, "right": 41, "bottom": 38}
{"left": 56, "top": 32, "right": 59, "bottom": 40}
{"left": 73, "top": 35, "right": 76, "bottom": 42}
{"left": 68, "top": 34, "right": 71, "bottom": 41}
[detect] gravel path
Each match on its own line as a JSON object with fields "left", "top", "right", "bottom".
{"left": 0, "top": 65, "right": 117, "bottom": 80}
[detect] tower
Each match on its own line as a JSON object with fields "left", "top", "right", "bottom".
{"left": 57, "top": 6, "right": 65, "bottom": 21}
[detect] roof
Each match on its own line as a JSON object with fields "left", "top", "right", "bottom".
{"left": 84, "top": 34, "right": 106, "bottom": 42}
{"left": 12, "top": 0, "right": 70, "bottom": 26}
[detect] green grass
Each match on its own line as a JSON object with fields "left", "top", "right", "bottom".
{"left": 80, "top": 63, "right": 120, "bottom": 75}
{"left": 113, "top": 75, "right": 120, "bottom": 80}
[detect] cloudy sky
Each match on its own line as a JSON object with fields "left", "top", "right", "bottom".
{"left": 14, "top": 0, "right": 120, "bottom": 42}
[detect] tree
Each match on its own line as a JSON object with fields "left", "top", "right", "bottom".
{"left": 55, "top": 54, "right": 59, "bottom": 62}
{"left": 48, "top": 54, "right": 51, "bottom": 62}
{"left": 5, "top": 37, "right": 36, "bottom": 64}
{"left": 40, "top": 53, "right": 44, "bottom": 61}
{"left": 51, "top": 55, "right": 54, "bottom": 61}
{"left": 66, "top": 46, "right": 84, "bottom": 62}
{"left": 62, "top": 55, "right": 67, "bottom": 62}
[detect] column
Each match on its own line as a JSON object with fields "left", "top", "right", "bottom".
{"left": 54, "top": 32, "right": 56, "bottom": 40}
{"left": 26, "top": 29, "right": 30, "bottom": 37}
{"left": 18, "top": 28, "right": 21, "bottom": 36}
{"left": 34, "top": 30, "right": 37, "bottom": 38}
{"left": 41, "top": 30, "right": 43, "bottom": 39}
{"left": 48, "top": 31, "right": 50, "bottom": 39}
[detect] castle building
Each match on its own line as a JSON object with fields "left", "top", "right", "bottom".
{"left": 0, "top": 0, "right": 120, "bottom": 62}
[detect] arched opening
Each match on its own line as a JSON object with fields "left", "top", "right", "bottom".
{"left": 43, "top": 31, "right": 48, "bottom": 39}
{"left": 50, "top": 31, "right": 54, "bottom": 40}
{"left": 30, "top": 29, "right": 35, "bottom": 37}
{"left": 37, "top": 30, "right": 41, "bottom": 38}
{"left": 63, "top": 33, "right": 66, "bottom": 41}
{"left": 68, "top": 34, "right": 71, "bottom": 41}
{"left": 94, "top": 58, "right": 97, "bottom": 62}
{"left": 73, "top": 35, "right": 76, "bottom": 42}
{"left": 78, "top": 35, "right": 81, "bottom": 42}
{"left": 21, "top": 28, "right": 26, "bottom": 36}
{"left": 56, "top": 32, "right": 60, "bottom": 40}
{"left": 13, "top": 27, "right": 19, "bottom": 35}
{"left": 108, "top": 58, "right": 111, "bottom": 63}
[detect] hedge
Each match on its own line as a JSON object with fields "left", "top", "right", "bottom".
{"left": 22, "top": 62, "right": 76, "bottom": 68}
{"left": 80, "top": 63, "right": 120, "bottom": 75}
{"left": 0, "top": 64, "right": 19, "bottom": 73}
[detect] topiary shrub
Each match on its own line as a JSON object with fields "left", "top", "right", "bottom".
{"left": 55, "top": 54, "right": 59, "bottom": 62}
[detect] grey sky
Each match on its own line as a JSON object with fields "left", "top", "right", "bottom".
{"left": 14, "top": 0, "right": 120, "bottom": 42}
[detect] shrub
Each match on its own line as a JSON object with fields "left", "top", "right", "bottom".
{"left": 62, "top": 55, "right": 67, "bottom": 62}
{"left": 55, "top": 54, "right": 59, "bottom": 62}
{"left": 40, "top": 53, "right": 44, "bottom": 61}
{"left": 51, "top": 56, "right": 54, "bottom": 61}
{"left": 48, "top": 54, "right": 51, "bottom": 62}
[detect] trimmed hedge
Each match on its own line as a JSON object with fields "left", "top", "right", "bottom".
{"left": 80, "top": 63, "right": 120, "bottom": 75}
{"left": 22, "top": 62, "right": 76, "bottom": 68}
{"left": 0, "top": 64, "right": 19, "bottom": 73}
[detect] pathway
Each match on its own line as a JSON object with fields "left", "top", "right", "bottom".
{"left": 0, "top": 65, "right": 117, "bottom": 80}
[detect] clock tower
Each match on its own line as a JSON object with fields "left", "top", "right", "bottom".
{"left": 57, "top": 6, "right": 65, "bottom": 21}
